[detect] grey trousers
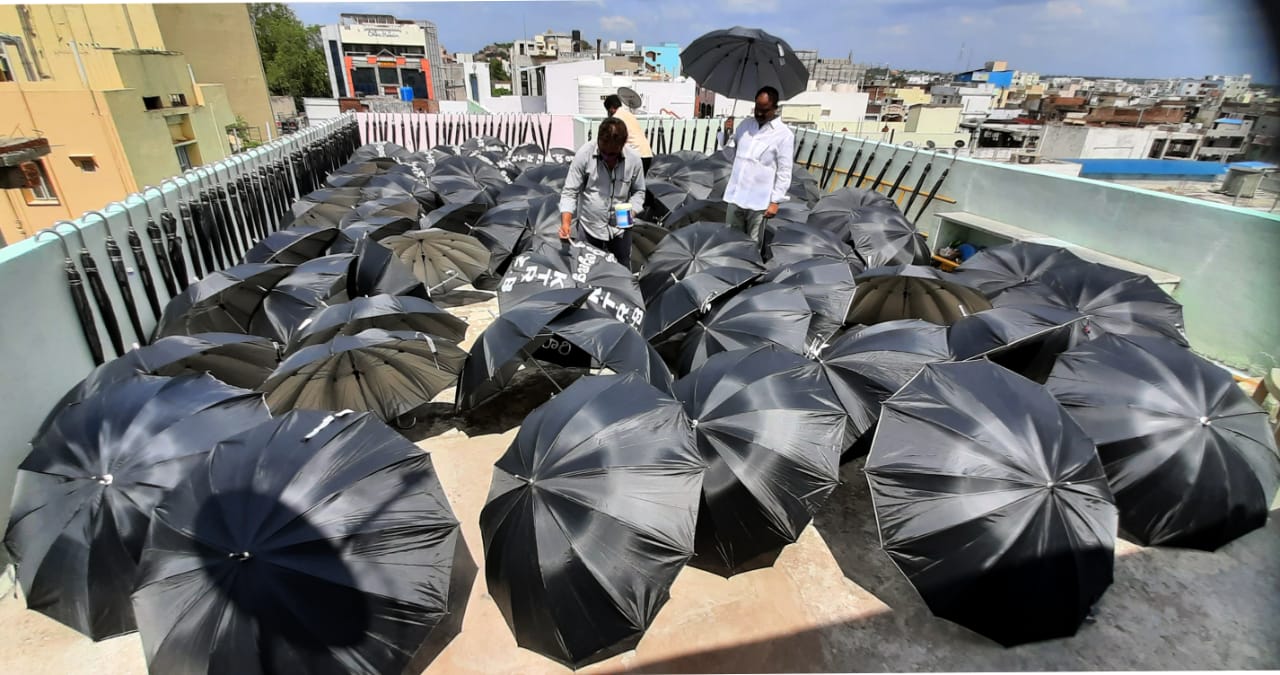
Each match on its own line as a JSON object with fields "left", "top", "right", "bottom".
{"left": 725, "top": 203, "right": 766, "bottom": 251}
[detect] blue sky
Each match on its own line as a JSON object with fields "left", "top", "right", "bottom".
{"left": 288, "top": 0, "right": 1280, "bottom": 82}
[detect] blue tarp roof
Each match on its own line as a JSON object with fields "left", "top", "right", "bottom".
{"left": 1064, "top": 159, "right": 1228, "bottom": 176}
{"left": 1214, "top": 118, "right": 1244, "bottom": 124}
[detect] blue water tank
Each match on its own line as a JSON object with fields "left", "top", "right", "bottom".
{"left": 399, "top": 86, "right": 414, "bottom": 102}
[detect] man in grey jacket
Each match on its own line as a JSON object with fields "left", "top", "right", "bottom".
{"left": 559, "top": 117, "right": 646, "bottom": 269}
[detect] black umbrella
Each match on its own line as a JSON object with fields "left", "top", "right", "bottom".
{"left": 423, "top": 202, "right": 490, "bottom": 234}
{"left": 243, "top": 225, "right": 340, "bottom": 265}
{"left": 678, "top": 282, "right": 811, "bottom": 375}
{"left": 662, "top": 198, "right": 729, "bottom": 230}
{"left": 324, "top": 160, "right": 382, "bottom": 188}
{"left": 263, "top": 328, "right": 466, "bottom": 421}
{"left": 430, "top": 155, "right": 508, "bottom": 207}
{"left": 765, "top": 258, "right": 860, "bottom": 343}
{"left": 507, "top": 143, "right": 546, "bottom": 169}
{"left": 641, "top": 265, "right": 760, "bottom": 343}
{"left": 346, "top": 193, "right": 423, "bottom": 223}
{"left": 847, "top": 265, "right": 992, "bottom": 326}
{"left": 647, "top": 151, "right": 709, "bottom": 180}
{"left": 546, "top": 147, "right": 575, "bottom": 164}
{"left": 329, "top": 214, "right": 419, "bottom": 254}
{"left": 765, "top": 222, "right": 864, "bottom": 270}
{"left": 516, "top": 194, "right": 565, "bottom": 251}
{"left": 1045, "top": 334, "right": 1280, "bottom": 551}
{"left": 993, "top": 261, "right": 1188, "bottom": 346}
{"left": 812, "top": 186, "right": 896, "bottom": 213}
{"left": 680, "top": 27, "right": 809, "bottom": 101}
{"left": 462, "top": 135, "right": 508, "bottom": 155}
{"left": 950, "top": 241, "right": 1088, "bottom": 298}
{"left": 866, "top": 360, "right": 1118, "bottom": 647}
{"left": 155, "top": 263, "right": 293, "bottom": 339}
{"left": 787, "top": 168, "right": 823, "bottom": 207}
{"left": 249, "top": 254, "right": 351, "bottom": 343}
{"left": 760, "top": 201, "right": 813, "bottom": 243}
{"left": 629, "top": 221, "right": 670, "bottom": 274}
{"left": 949, "top": 304, "right": 1088, "bottom": 383}
{"left": 381, "top": 229, "right": 491, "bottom": 293}
{"left": 290, "top": 294, "right": 467, "bottom": 351}
{"left": 638, "top": 221, "right": 764, "bottom": 302}
{"left": 499, "top": 240, "right": 645, "bottom": 329}
{"left": 806, "top": 207, "right": 930, "bottom": 268}
{"left": 480, "top": 373, "right": 704, "bottom": 668}
{"left": 132, "top": 409, "right": 467, "bottom": 674}
{"left": 347, "top": 237, "right": 431, "bottom": 300}
{"left": 4, "top": 374, "right": 270, "bottom": 639}
{"left": 495, "top": 180, "right": 559, "bottom": 205}
{"left": 469, "top": 201, "right": 535, "bottom": 276}
{"left": 644, "top": 181, "right": 699, "bottom": 223}
{"left": 675, "top": 345, "right": 845, "bottom": 575}
{"left": 475, "top": 150, "right": 522, "bottom": 182}
{"left": 351, "top": 140, "right": 412, "bottom": 161}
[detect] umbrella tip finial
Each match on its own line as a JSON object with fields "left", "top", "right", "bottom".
{"left": 1198, "top": 416, "right": 1211, "bottom": 426}
{"left": 95, "top": 474, "right": 113, "bottom": 486}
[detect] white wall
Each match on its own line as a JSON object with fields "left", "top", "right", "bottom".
{"left": 1037, "top": 125, "right": 1088, "bottom": 159}
{"left": 439, "top": 100, "right": 470, "bottom": 114}
{"left": 543, "top": 60, "right": 607, "bottom": 115}
{"left": 302, "top": 98, "right": 342, "bottom": 124}
{"left": 631, "top": 78, "right": 698, "bottom": 118}
{"left": 1038, "top": 125, "right": 1156, "bottom": 159}
{"left": 713, "top": 89, "right": 869, "bottom": 124}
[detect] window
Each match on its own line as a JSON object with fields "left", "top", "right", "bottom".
{"left": 0, "top": 51, "right": 12, "bottom": 82}
{"left": 175, "top": 144, "right": 193, "bottom": 171}
{"left": 20, "top": 160, "right": 57, "bottom": 204}
{"left": 169, "top": 93, "right": 187, "bottom": 107}
{"left": 70, "top": 155, "right": 97, "bottom": 172}
{"left": 143, "top": 96, "right": 162, "bottom": 110}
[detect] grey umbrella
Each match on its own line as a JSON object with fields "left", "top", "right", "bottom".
{"left": 381, "top": 229, "right": 491, "bottom": 293}
{"left": 680, "top": 27, "right": 809, "bottom": 101}
{"left": 262, "top": 328, "right": 466, "bottom": 421}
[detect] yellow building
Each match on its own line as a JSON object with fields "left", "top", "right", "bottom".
{"left": 890, "top": 86, "right": 933, "bottom": 107}
{"left": 0, "top": 4, "right": 270, "bottom": 245}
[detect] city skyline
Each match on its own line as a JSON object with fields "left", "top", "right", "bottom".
{"left": 287, "top": 0, "right": 1279, "bottom": 83}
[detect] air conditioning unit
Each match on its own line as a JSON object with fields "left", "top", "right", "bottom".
{"left": 1013, "top": 150, "right": 1040, "bottom": 164}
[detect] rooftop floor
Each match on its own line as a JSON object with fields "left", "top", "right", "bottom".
{"left": 1, "top": 290, "right": 1278, "bottom": 673}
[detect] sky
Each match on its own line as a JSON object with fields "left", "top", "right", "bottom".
{"left": 287, "top": 0, "right": 1280, "bottom": 83}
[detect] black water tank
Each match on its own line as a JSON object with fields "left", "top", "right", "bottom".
{"left": 572, "top": 29, "right": 581, "bottom": 52}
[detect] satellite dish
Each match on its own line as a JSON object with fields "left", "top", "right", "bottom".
{"left": 617, "top": 87, "right": 642, "bottom": 109}
{"left": 903, "top": 141, "right": 915, "bottom": 147}
{"left": 954, "top": 139, "right": 967, "bottom": 148}
{"left": 925, "top": 140, "right": 937, "bottom": 149}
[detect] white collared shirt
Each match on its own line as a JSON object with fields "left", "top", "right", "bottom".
{"left": 723, "top": 117, "right": 795, "bottom": 211}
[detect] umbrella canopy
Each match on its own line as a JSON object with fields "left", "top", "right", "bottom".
{"left": 847, "top": 265, "right": 992, "bottom": 326}
{"left": 290, "top": 294, "right": 467, "bottom": 351}
{"left": 351, "top": 141, "right": 412, "bottom": 161}
{"left": 495, "top": 180, "right": 559, "bottom": 205}
{"left": 455, "top": 288, "right": 592, "bottom": 410}
{"left": 643, "top": 164, "right": 717, "bottom": 221}
{"left": 430, "top": 155, "right": 508, "bottom": 207}
{"left": 764, "top": 258, "right": 860, "bottom": 343}
{"left": 480, "top": 373, "right": 704, "bottom": 668}
{"left": 364, "top": 172, "right": 441, "bottom": 211}
{"left": 329, "top": 214, "right": 419, "bottom": 254}
{"left": 286, "top": 202, "right": 353, "bottom": 230}
{"left": 679, "top": 282, "right": 811, "bottom": 375}
{"left": 347, "top": 237, "right": 430, "bottom": 300}
{"left": 813, "top": 319, "right": 953, "bottom": 456}
{"left": 499, "top": 240, "right": 645, "bottom": 329}
{"left": 249, "top": 254, "right": 352, "bottom": 344}
{"left": 132, "top": 409, "right": 466, "bottom": 674}
{"left": 475, "top": 151, "right": 522, "bottom": 183}
{"left": 675, "top": 346, "right": 845, "bottom": 575}
{"left": 1045, "top": 334, "right": 1280, "bottom": 550}
{"left": 263, "top": 328, "right": 466, "bottom": 421}
{"left": 470, "top": 201, "right": 535, "bottom": 276}
{"left": 807, "top": 208, "right": 929, "bottom": 268}
{"left": 866, "top": 360, "right": 1118, "bottom": 647}
{"left": 638, "top": 221, "right": 764, "bottom": 302}
{"left": 992, "top": 260, "right": 1188, "bottom": 346}
{"left": 760, "top": 201, "right": 813, "bottom": 246}
{"left": 297, "top": 187, "right": 365, "bottom": 209}
{"left": 243, "top": 226, "right": 339, "bottom": 265}
{"left": 462, "top": 135, "right": 509, "bottom": 155}
{"left": 422, "top": 202, "right": 490, "bottom": 234}
{"left": 517, "top": 194, "right": 565, "bottom": 251}
{"left": 641, "top": 265, "right": 760, "bottom": 343}
{"left": 508, "top": 143, "right": 546, "bottom": 169}
{"left": 647, "top": 151, "right": 711, "bottom": 180}
{"left": 155, "top": 263, "right": 293, "bottom": 339}
{"left": 344, "top": 194, "right": 422, "bottom": 225}
{"left": 950, "top": 241, "right": 1089, "bottom": 298}
{"left": 629, "top": 221, "right": 670, "bottom": 274}
{"left": 546, "top": 147, "right": 576, "bottom": 164}
{"left": 680, "top": 26, "right": 809, "bottom": 101}
{"left": 644, "top": 181, "right": 698, "bottom": 223}
{"left": 949, "top": 304, "right": 1088, "bottom": 383}
{"left": 812, "top": 186, "right": 896, "bottom": 213}
{"left": 381, "top": 229, "right": 491, "bottom": 293}
{"left": 766, "top": 222, "right": 864, "bottom": 269}
{"left": 787, "top": 168, "right": 823, "bottom": 207}
{"left": 661, "top": 199, "right": 730, "bottom": 230}
{"left": 5, "top": 374, "right": 270, "bottom": 639}
{"left": 512, "top": 163, "right": 569, "bottom": 191}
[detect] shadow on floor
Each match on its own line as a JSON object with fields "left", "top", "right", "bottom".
{"left": 432, "top": 289, "right": 496, "bottom": 309}
{"left": 399, "top": 365, "right": 587, "bottom": 443}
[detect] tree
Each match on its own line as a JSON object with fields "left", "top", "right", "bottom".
{"left": 489, "top": 59, "right": 510, "bottom": 84}
{"left": 250, "top": 4, "right": 330, "bottom": 99}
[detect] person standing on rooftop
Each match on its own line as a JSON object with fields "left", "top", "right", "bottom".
{"left": 604, "top": 94, "right": 654, "bottom": 173}
{"left": 722, "top": 86, "right": 795, "bottom": 252}
{"left": 559, "top": 117, "right": 646, "bottom": 269}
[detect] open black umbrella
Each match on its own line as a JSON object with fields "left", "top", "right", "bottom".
{"left": 516, "top": 194, "right": 565, "bottom": 251}
{"left": 329, "top": 214, "right": 419, "bottom": 254}
{"left": 381, "top": 229, "right": 490, "bottom": 293}
{"left": 866, "top": 360, "right": 1118, "bottom": 647}
{"left": 352, "top": 140, "right": 412, "bottom": 161}
{"left": 348, "top": 237, "right": 431, "bottom": 300}
{"left": 675, "top": 346, "right": 845, "bottom": 575}
{"left": 346, "top": 194, "right": 423, "bottom": 223}
{"left": 848, "top": 265, "right": 992, "bottom": 326}
{"left": 263, "top": 328, "right": 466, "bottom": 421}
{"left": 499, "top": 240, "right": 645, "bottom": 329}
{"left": 155, "top": 263, "right": 293, "bottom": 339}
{"left": 480, "top": 373, "right": 704, "bottom": 668}
{"left": 629, "top": 221, "right": 671, "bottom": 274}
{"left": 5, "top": 374, "right": 270, "bottom": 639}
{"left": 249, "top": 254, "right": 352, "bottom": 344}
{"left": 512, "top": 163, "right": 569, "bottom": 191}
{"left": 765, "top": 222, "right": 863, "bottom": 269}
{"left": 661, "top": 199, "right": 730, "bottom": 230}
{"left": 243, "top": 225, "right": 340, "bottom": 265}
{"left": 639, "top": 221, "right": 764, "bottom": 302}
{"left": 644, "top": 181, "right": 698, "bottom": 223}
{"left": 546, "top": 147, "right": 576, "bottom": 164}
{"left": 949, "top": 304, "right": 1088, "bottom": 383}
{"left": 765, "top": 259, "right": 862, "bottom": 343}
{"left": 807, "top": 208, "right": 929, "bottom": 268}
{"left": 508, "top": 143, "right": 546, "bottom": 169}
{"left": 290, "top": 294, "right": 467, "bottom": 350}
{"left": 430, "top": 155, "right": 508, "bottom": 207}
{"left": 680, "top": 27, "right": 809, "bottom": 101}
{"left": 422, "top": 202, "right": 490, "bottom": 234}
{"left": 133, "top": 409, "right": 468, "bottom": 674}
{"left": 641, "top": 266, "right": 760, "bottom": 343}
{"left": 495, "top": 180, "right": 559, "bottom": 205}
{"left": 993, "top": 261, "right": 1187, "bottom": 346}
{"left": 760, "top": 201, "right": 813, "bottom": 245}
{"left": 1045, "top": 334, "right": 1280, "bottom": 550}
{"left": 678, "top": 282, "right": 811, "bottom": 375}
{"left": 467, "top": 201, "right": 534, "bottom": 277}
{"left": 646, "top": 151, "right": 707, "bottom": 179}
{"left": 812, "top": 186, "right": 896, "bottom": 213}
{"left": 950, "top": 241, "right": 1089, "bottom": 298}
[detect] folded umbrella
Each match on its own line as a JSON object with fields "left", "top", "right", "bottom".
{"left": 866, "top": 360, "right": 1118, "bottom": 647}
{"left": 132, "top": 409, "right": 467, "bottom": 674}
{"left": 1045, "top": 334, "right": 1280, "bottom": 550}
{"left": 155, "top": 263, "right": 293, "bottom": 338}
{"left": 381, "top": 229, "right": 491, "bottom": 293}
{"left": 675, "top": 345, "right": 845, "bottom": 575}
{"left": 263, "top": 328, "right": 466, "bottom": 421}
{"left": 847, "top": 265, "right": 992, "bottom": 326}
{"left": 678, "top": 282, "right": 811, "bottom": 375}
{"left": 480, "top": 374, "right": 703, "bottom": 668}
{"left": 639, "top": 221, "right": 764, "bottom": 303}
{"left": 5, "top": 374, "right": 270, "bottom": 639}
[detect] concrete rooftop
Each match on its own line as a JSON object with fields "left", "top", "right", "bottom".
{"left": 1, "top": 291, "right": 1278, "bottom": 673}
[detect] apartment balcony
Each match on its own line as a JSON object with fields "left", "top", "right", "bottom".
{"left": 0, "top": 111, "right": 1276, "bottom": 673}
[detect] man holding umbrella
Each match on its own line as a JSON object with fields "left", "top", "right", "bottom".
{"left": 559, "top": 117, "right": 647, "bottom": 268}
{"left": 722, "top": 86, "right": 794, "bottom": 251}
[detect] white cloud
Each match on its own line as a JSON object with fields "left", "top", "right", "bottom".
{"left": 1044, "top": 0, "right": 1084, "bottom": 18}
{"left": 718, "top": 0, "right": 781, "bottom": 15}
{"left": 599, "top": 15, "right": 637, "bottom": 33}
{"left": 881, "top": 24, "right": 911, "bottom": 36}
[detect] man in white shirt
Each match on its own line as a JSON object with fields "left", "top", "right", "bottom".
{"left": 722, "top": 86, "right": 795, "bottom": 251}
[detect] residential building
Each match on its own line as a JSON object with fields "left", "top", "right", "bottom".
{"left": 1196, "top": 117, "right": 1251, "bottom": 161}
{"left": 1012, "top": 71, "right": 1040, "bottom": 88}
{"left": 642, "top": 43, "right": 681, "bottom": 79}
{"left": 1207, "top": 74, "right": 1252, "bottom": 101}
{"left": 0, "top": 3, "right": 251, "bottom": 243}
{"left": 532, "top": 30, "right": 575, "bottom": 57}
{"left": 795, "top": 50, "right": 863, "bottom": 87}
{"left": 318, "top": 13, "right": 450, "bottom": 101}
{"left": 931, "top": 83, "right": 999, "bottom": 121}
